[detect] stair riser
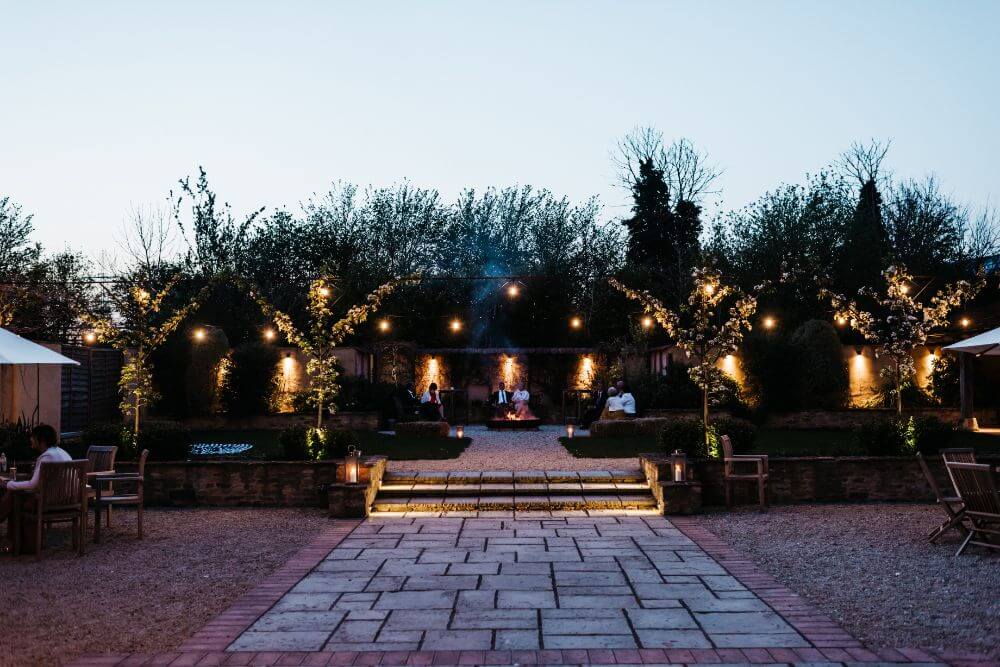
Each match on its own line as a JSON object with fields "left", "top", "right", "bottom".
{"left": 372, "top": 498, "right": 657, "bottom": 512}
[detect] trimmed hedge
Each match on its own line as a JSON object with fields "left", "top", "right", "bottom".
{"left": 395, "top": 421, "right": 451, "bottom": 438}
{"left": 656, "top": 416, "right": 757, "bottom": 459}
{"left": 82, "top": 420, "right": 192, "bottom": 461}
{"left": 589, "top": 419, "right": 639, "bottom": 437}
{"left": 279, "top": 427, "right": 359, "bottom": 461}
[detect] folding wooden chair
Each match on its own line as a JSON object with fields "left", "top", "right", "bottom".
{"left": 721, "top": 434, "right": 769, "bottom": 509}
{"left": 945, "top": 461, "right": 1000, "bottom": 556}
{"left": 916, "top": 452, "right": 967, "bottom": 542}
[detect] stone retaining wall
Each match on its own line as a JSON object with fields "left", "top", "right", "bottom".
{"left": 121, "top": 456, "right": 386, "bottom": 507}
{"left": 640, "top": 453, "right": 998, "bottom": 506}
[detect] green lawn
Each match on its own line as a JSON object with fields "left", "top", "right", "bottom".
{"left": 560, "top": 428, "right": 1000, "bottom": 459}
{"left": 188, "top": 429, "right": 471, "bottom": 460}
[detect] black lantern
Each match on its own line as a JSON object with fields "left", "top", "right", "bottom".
{"left": 345, "top": 445, "right": 361, "bottom": 483}
{"left": 669, "top": 449, "right": 688, "bottom": 482}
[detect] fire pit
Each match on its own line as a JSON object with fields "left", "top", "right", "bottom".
{"left": 487, "top": 416, "right": 542, "bottom": 430}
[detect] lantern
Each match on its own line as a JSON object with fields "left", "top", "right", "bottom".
{"left": 566, "top": 424, "right": 575, "bottom": 439}
{"left": 455, "top": 425, "right": 464, "bottom": 439}
{"left": 345, "top": 445, "right": 361, "bottom": 483}
{"left": 670, "top": 449, "right": 687, "bottom": 482}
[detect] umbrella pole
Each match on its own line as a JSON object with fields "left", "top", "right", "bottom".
{"left": 959, "top": 352, "right": 978, "bottom": 431}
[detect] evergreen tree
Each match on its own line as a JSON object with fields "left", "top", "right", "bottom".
{"left": 839, "top": 177, "right": 887, "bottom": 296}
{"left": 621, "top": 158, "right": 701, "bottom": 304}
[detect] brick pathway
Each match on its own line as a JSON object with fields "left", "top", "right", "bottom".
{"left": 71, "top": 513, "right": 990, "bottom": 666}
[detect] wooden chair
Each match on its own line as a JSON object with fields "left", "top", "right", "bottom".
{"left": 916, "top": 452, "right": 967, "bottom": 542}
{"left": 944, "top": 461, "right": 1000, "bottom": 556}
{"left": 16, "top": 459, "right": 89, "bottom": 560}
{"left": 92, "top": 449, "right": 148, "bottom": 542}
{"left": 720, "top": 434, "right": 769, "bottom": 509}
{"left": 941, "top": 448, "right": 976, "bottom": 499}
{"left": 86, "top": 445, "right": 118, "bottom": 525}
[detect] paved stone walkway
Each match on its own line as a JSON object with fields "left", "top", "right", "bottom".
{"left": 71, "top": 514, "right": 991, "bottom": 665}
{"left": 396, "top": 426, "right": 632, "bottom": 472}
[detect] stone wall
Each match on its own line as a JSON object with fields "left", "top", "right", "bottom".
{"left": 640, "top": 453, "right": 998, "bottom": 506}
{"left": 122, "top": 456, "right": 386, "bottom": 507}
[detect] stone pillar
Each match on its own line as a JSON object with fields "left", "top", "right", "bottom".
{"left": 328, "top": 483, "right": 370, "bottom": 518}
{"left": 659, "top": 481, "right": 702, "bottom": 515}
{"left": 959, "top": 352, "right": 978, "bottom": 431}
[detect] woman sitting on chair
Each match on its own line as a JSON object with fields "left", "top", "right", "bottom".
{"left": 512, "top": 384, "right": 534, "bottom": 419}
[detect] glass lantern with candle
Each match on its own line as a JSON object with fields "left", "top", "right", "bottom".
{"left": 566, "top": 423, "right": 575, "bottom": 438}
{"left": 345, "top": 445, "right": 361, "bottom": 483}
{"left": 669, "top": 449, "right": 688, "bottom": 482}
{"left": 455, "top": 425, "right": 464, "bottom": 439}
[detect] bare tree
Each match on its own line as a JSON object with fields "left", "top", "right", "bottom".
{"left": 116, "top": 203, "right": 180, "bottom": 281}
{"left": 963, "top": 204, "right": 1000, "bottom": 268}
{"left": 838, "top": 139, "right": 891, "bottom": 186}
{"left": 612, "top": 127, "right": 721, "bottom": 202}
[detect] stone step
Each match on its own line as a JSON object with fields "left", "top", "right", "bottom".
{"left": 382, "top": 469, "right": 645, "bottom": 484}
{"left": 377, "top": 481, "right": 651, "bottom": 496}
{"left": 371, "top": 493, "right": 657, "bottom": 512}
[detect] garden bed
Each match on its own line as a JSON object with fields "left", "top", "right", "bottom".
{"left": 187, "top": 429, "right": 471, "bottom": 461}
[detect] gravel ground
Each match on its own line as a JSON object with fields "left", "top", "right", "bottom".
{"left": 394, "top": 425, "right": 640, "bottom": 471}
{"left": 0, "top": 508, "right": 327, "bottom": 667}
{"left": 700, "top": 503, "right": 1000, "bottom": 658}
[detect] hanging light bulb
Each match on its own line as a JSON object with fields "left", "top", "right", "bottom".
{"left": 378, "top": 319, "right": 391, "bottom": 332}
{"left": 569, "top": 316, "right": 582, "bottom": 329}
{"left": 263, "top": 328, "right": 276, "bottom": 341}
{"left": 193, "top": 328, "right": 206, "bottom": 341}
{"left": 641, "top": 316, "right": 653, "bottom": 329}
{"left": 506, "top": 283, "right": 519, "bottom": 298}
{"left": 450, "top": 319, "right": 462, "bottom": 333}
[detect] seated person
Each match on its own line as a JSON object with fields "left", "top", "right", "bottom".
{"left": 0, "top": 424, "right": 70, "bottom": 550}
{"left": 419, "top": 382, "right": 444, "bottom": 420}
{"left": 619, "top": 383, "right": 637, "bottom": 418}
{"left": 511, "top": 384, "right": 534, "bottom": 419}
{"left": 491, "top": 382, "right": 514, "bottom": 418}
{"left": 599, "top": 387, "right": 625, "bottom": 420}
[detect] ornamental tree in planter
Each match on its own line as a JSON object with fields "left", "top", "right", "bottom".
{"left": 255, "top": 274, "right": 419, "bottom": 428}
{"left": 611, "top": 266, "right": 761, "bottom": 453}
{"left": 820, "top": 265, "right": 982, "bottom": 415}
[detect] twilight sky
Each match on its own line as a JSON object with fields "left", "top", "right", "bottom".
{"left": 2, "top": 1, "right": 998, "bottom": 257}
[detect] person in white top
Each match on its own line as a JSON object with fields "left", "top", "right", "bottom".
{"left": 601, "top": 387, "right": 625, "bottom": 420}
{"left": 1, "top": 424, "right": 71, "bottom": 548}
{"left": 619, "top": 383, "right": 637, "bottom": 417}
{"left": 512, "top": 384, "right": 534, "bottom": 419}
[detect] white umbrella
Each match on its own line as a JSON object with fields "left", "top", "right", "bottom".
{"left": 0, "top": 327, "right": 80, "bottom": 426}
{"left": 942, "top": 327, "right": 1000, "bottom": 430}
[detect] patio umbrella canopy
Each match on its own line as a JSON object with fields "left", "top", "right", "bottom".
{"left": 0, "top": 327, "right": 80, "bottom": 366}
{"left": 943, "top": 326, "right": 1000, "bottom": 430}
{"left": 943, "top": 326, "right": 1000, "bottom": 356}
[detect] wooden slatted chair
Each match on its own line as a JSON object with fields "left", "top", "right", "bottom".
{"left": 86, "top": 445, "right": 118, "bottom": 526}
{"left": 945, "top": 461, "right": 1000, "bottom": 556}
{"left": 916, "top": 452, "right": 967, "bottom": 542}
{"left": 720, "top": 434, "right": 769, "bottom": 509}
{"left": 16, "top": 459, "right": 89, "bottom": 560}
{"left": 92, "top": 449, "right": 148, "bottom": 541}
{"left": 941, "top": 448, "right": 977, "bottom": 498}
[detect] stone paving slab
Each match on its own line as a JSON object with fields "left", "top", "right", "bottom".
{"left": 222, "top": 515, "right": 833, "bottom": 654}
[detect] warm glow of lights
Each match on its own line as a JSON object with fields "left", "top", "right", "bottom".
{"left": 193, "top": 328, "right": 206, "bottom": 341}
{"left": 763, "top": 316, "right": 775, "bottom": 329}
{"left": 450, "top": 319, "right": 462, "bottom": 332}
{"left": 900, "top": 284, "right": 910, "bottom": 295}
{"left": 960, "top": 317, "right": 971, "bottom": 328}
{"left": 836, "top": 316, "right": 847, "bottom": 326}
{"left": 378, "top": 319, "right": 390, "bottom": 332}
{"left": 263, "top": 328, "right": 276, "bottom": 341}
{"left": 318, "top": 286, "right": 331, "bottom": 297}
{"left": 575, "top": 354, "right": 596, "bottom": 389}
{"left": 506, "top": 284, "right": 519, "bottom": 298}
{"left": 569, "top": 316, "right": 582, "bottom": 329}
{"left": 136, "top": 288, "right": 150, "bottom": 301}
{"left": 501, "top": 355, "right": 518, "bottom": 388}
{"left": 83, "top": 332, "right": 97, "bottom": 344}
{"left": 927, "top": 352, "right": 936, "bottom": 362}
{"left": 566, "top": 424, "right": 575, "bottom": 438}
{"left": 641, "top": 316, "right": 653, "bottom": 329}
{"left": 455, "top": 425, "right": 464, "bottom": 439}
{"left": 703, "top": 283, "right": 715, "bottom": 296}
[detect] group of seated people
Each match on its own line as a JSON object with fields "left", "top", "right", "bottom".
{"left": 583, "top": 380, "right": 636, "bottom": 427}
{"left": 394, "top": 380, "right": 536, "bottom": 422}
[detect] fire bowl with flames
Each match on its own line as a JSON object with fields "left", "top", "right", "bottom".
{"left": 487, "top": 415, "right": 542, "bottom": 430}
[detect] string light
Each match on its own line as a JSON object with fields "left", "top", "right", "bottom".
{"left": 763, "top": 316, "right": 776, "bottom": 329}
{"left": 960, "top": 317, "right": 971, "bottom": 328}
{"left": 569, "top": 316, "right": 582, "bottom": 329}
{"left": 449, "top": 319, "right": 462, "bottom": 333}
{"left": 378, "top": 319, "right": 391, "bottom": 332}
{"left": 506, "top": 284, "right": 520, "bottom": 298}
{"left": 263, "top": 328, "right": 276, "bottom": 341}
{"left": 703, "top": 283, "right": 715, "bottom": 296}
{"left": 900, "top": 284, "right": 910, "bottom": 295}
{"left": 318, "top": 286, "right": 331, "bottom": 297}
{"left": 136, "top": 288, "right": 151, "bottom": 302}
{"left": 83, "top": 332, "right": 97, "bottom": 344}
{"left": 193, "top": 328, "right": 206, "bottom": 341}
{"left": 836, "top": 316, "right": 847, "bottom": 326}
{"left": 641, "top": 316, "right": 653, "bottom": 329}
